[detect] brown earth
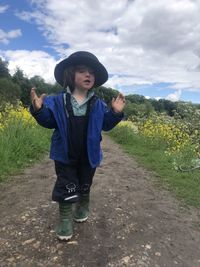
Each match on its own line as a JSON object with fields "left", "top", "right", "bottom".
{"left": 0, "top": 135, "right": 200, "bottom": 267}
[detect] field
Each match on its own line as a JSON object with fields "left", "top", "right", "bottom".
{"left": 0, "top": 102, "right": 51, "bottom": 182}
{"left": 109, "top": 115, "right": 200, "bottom": 207}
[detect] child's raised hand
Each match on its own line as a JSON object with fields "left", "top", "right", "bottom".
{"left": 30, "top": 87, "right": 46, "bottom": 112}
{"left": 111, "top": 93, "right": 126, "bottom": 113}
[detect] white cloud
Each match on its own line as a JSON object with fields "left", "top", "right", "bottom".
{"left": 10, "top": 0, "right": 200, "bottom": 97}
{"left": 1, "top": 50, "right": 57, "bottom": 84}
{"left": 166, "top": 89, "right": 182, "bottom": 102}
{"left": 118, "top": 0, "right": 200, "bottom": 54}
{"left": 0, "top": 29, "right": 22, "bottom": 44}
{"left": 0, "top": 5, "right": 9, "bottom": 13}
{"left": 155, "top": 97, "right": 162, "bottom": 101}
{"left": 105, "top": 74, "right": 153, "bottom": 91}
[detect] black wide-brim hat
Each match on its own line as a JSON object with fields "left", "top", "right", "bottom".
{"left": 54, "top": 51, "right": 108, "bottom": 87}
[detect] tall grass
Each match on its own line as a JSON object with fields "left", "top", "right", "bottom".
{"left": 0, "top": 119, "right": 51, "bottom": 182}
{"left": 108, "top": 125, "right": 200, "bottom": 207}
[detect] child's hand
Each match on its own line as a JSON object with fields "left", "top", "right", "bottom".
{"left": 30, "top": 87, "right": 46, "bottom": 112}
{"left": 111, "top": 93, "right": 126, "bottom": 113}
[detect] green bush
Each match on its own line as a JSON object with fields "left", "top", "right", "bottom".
{"left": 0, "top": 121, "right": 51, "bottom": 182}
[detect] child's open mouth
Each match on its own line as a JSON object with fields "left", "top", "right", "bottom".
{"left": 84, "top": 80, "right": 91, "bottom": 83}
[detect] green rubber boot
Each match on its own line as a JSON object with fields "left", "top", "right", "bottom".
{"left": 56, "top": 202, "right": 73, "bottom": 241}
{"left": 73, "top": 194, "right": 90, "bottom": 222}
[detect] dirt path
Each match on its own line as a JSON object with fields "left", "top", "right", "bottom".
{"left": 0, "top": 136, "right": 200, "bottom": 267}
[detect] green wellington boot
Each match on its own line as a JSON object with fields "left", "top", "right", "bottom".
{"left": 56, "top": 202, "right": 73, "bottom": 241}
{"left": 73, "top": 194, "right": 90, "bottom": 222}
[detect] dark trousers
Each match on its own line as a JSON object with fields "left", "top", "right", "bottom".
{"left": 52, "top": 159, "right": 96, "bottom": 203}
{"left": 52, "top": 93, "right": 96, "bottom": 203}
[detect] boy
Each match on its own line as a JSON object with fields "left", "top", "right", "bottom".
{"left": 30, "top": 51, "right": 125, "bottom": 240}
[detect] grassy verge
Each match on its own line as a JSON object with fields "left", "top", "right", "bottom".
{"left": 108, "top": 126, "right": 200, "bottom": 207}
{"left": 0, "top": 121, "right": 51, "bottom": 182}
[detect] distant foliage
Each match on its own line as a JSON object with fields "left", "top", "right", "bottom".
{"left": 94, "top": 86, "right": 118, "bottom": 106}
{"left": 0, "top": 58, "right": 62, "bottom": 108}
{"left": 0, "top": 58, "right": 10, "bottom": 79}
{"left": 0, "top": 78, "right": 21, "bottom": 110}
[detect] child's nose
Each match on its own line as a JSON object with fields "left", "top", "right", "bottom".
{"left": 85, "top": 71, "right": 91, "bottom": 76}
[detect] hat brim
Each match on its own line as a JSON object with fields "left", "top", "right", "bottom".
{"left": 54, "top": 56, "right": 108, "bottom": 87}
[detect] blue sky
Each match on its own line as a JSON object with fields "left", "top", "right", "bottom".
{"left": 1, "top": 0, "right": 200, "bottom": 103}
{"left": 1, "top": 2, "right": 47, "bottom": 51}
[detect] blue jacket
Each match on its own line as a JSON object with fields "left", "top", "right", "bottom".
{"left": 30, "top": 92, "right": 124, "bottom": 168}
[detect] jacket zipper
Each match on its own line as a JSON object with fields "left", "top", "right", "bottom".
{"left": 63, "top": 92, "right": 69, "bottom": 118}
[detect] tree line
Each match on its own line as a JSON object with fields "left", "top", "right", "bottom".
{"left": 1, "top": 57, "right": 199, "bottom": 119}
{"left": 0, "top": 58, "right": 61, "bottom": 109}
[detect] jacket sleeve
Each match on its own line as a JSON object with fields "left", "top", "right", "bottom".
{"left": 29, "top": 104, "right": 57, "bottom": 129}
{"left": 102, "top": 102, "right": 124, "bottom": 131}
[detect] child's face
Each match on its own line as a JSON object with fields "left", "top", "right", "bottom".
{"left": 74, "top": 65, "right": 95, "bottom": 91}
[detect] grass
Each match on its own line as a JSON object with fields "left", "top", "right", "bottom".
{"left": 108, "top": 126, "right": 200, "bottom": 208}
{"left": 0, "top": 121, "right": 51, "bottom": 182}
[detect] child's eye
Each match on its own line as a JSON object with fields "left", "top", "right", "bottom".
{"left": 76, "top": 67, "right": 94, "bottom": 75}
{"left": 77, "top": 68, "right": 86, "bottom": 73}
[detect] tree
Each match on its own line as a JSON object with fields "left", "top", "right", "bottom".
{"left": 12, "top": 68, "right": 25, "bottom": 84}
{"left": 126, "top": 94, "right": 145, "bottom": 104}
{"left": 30, "top": 75, "right": 63, "bottom": 95}
{"left": 12, "top": 68, "right": 31, "bottom": 106}
{"left": 0, "top": 58, "right": 10, "bottom": 79}
{"left": 94, "top": 86, "right": 119, "bottom": 106}
{"left": 124, "top": 102, "right": 139, "bottom": 118}
{"left": 0, "top": 78, "right": 21, "bottom": 109}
